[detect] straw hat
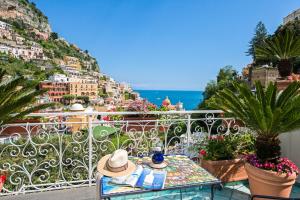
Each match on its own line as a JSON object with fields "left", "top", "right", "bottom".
{"left": 97, "top": 149, "right": 136, "bottom": 177}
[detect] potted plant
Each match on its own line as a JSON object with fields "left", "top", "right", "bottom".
{"left": 197, "top": 133, "right": 254, "bottom": 182}
{"left": 255, "top": 29, "right": 300, "bottom": 78}
{"left": 210, "top": 81, "right": 300, "bottom": 198}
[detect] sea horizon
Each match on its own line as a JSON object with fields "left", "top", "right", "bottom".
{"left": 134, "top": 89, "right": 202, "bottom": 92}
{"left": 135, "top": 89, "right": 204, "bottom": 110}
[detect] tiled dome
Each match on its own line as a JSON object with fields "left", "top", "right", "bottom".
{"left": 162, "top": 96, "right": 171, "bottom": 106}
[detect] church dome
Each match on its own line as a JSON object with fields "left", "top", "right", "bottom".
{"left": 162, "top": 96, "right": 171, "bottom": 106}
{"left": 70, "top": 103, "right": 84, "bottom": 111}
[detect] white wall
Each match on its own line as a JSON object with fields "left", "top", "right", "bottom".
{"left": 279, "top": 129, "right": 300, "bottom": 183}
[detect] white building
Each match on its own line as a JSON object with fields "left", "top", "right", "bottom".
{"left": 49, "top": 74, "right": 69, "bottom": 82}
{"left": 31, "top": 42, "right": 43, "bottom": 54}
{"left": 14, "top": 35, "right": 25, "bottom": 45}
{"left": 0, "top": 21, "right": 12, "bottom": 31}
{"left": 0, "top": 44, "right": 11, "bottom": 54}
{"left": 0, "top": 28, "right": 12, "bottom": 40}
{"left": 284, "top": 8, "right": 300, "bottom": 25}
{"left": 61, "top": 65, "right": 81, "bottom": 77}
{"left": 120, "top": 82, "right": 132, "bottom": 93}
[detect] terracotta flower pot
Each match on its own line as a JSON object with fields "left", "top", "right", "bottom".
{"left": 278, "top": 59, "right": 292, "bottom": 78}
{"left": 200, "top": 158, "right": 248, "bottom": 182}
{"left": 245, "top": 163, "right": 297, "bottom": 199}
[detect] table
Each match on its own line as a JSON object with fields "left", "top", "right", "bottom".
{"left": 97, "top": 155, "right": 221, "bottom": 200}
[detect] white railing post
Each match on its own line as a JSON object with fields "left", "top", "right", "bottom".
{"left": 88, "top": 114, "right": 93, "bottom": 186}
{"left": 187, "top": 114, "right": 191, "bottom": 155}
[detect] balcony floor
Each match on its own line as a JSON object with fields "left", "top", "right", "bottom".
{"left": 1, "top": 182, "right": 299, "bottom": 200}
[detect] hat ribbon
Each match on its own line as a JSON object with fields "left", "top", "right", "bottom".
{"left": 106, "top": 161, "right": 128, "bottom": 172}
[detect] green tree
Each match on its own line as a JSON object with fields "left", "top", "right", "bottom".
{"left": 63, "top": 95, "right": 75, "bottom": 105}
{"left": 255, "top": 29, "right": 300, "bottom": 77}
{"left": 0, "top": 69, "right": 52, "bottom": 124}
{"left": 198, "top": 66, "right": 240, "bottom": 109}
{"left": 247, "top": 21, "right": 268, "bottom": 61}
{"left": 210, "top": 81, "right": 300, "bottom": 162}
{"left": 76, "top": 96, "right": 90, "bottom": 105}
{"left": 50, "top": 32, "right": 59, "bottom": 40}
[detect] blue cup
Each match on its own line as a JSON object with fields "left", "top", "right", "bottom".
{"left": 151, "top": 147, "right": 164, "bottom": 164}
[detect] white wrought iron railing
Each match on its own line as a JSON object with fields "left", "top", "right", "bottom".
{"left": 0, "top": 110, "right": 243, "bottom": 195}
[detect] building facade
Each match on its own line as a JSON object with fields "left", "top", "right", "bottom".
{"left": 63, "top": 56, "right": 82, "bottom": 70}
{"left": 283, "top": 8, "right": 300, "bottom": 25}
{"left": 40, "top": 77, "right": 98, "bottom": 103}
{"left": 250, "top": 66, "right": 279, "bottom": 88}
{"left": 39, "top": 81, "right": 70, "bottom": 103}
{"left": 69, "top": 81, "right": 98, "bottom": 101}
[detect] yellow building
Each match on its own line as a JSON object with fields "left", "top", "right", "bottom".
{"left": 67, "top": 104, "right": 97, "bottom": 133}
{"left": 63, "top": 56, "right": 82, "bottom": 70}
{"left": 67, "top": 103, "right": 87, "bottom": 133}
{"left": 69, "top": 81, "right": 98, "bottom": 100}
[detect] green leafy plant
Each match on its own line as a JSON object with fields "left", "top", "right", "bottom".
{"left": 255, "top": 29, "right": 300, "bottom": 77}
{"left": 62, "top": 95, "right": 75, "bottom": 105}
{"left": 198, "top": 65, "right": 241, "bottom": 109}
{"left": 210, "top": 81, "right": 300, "bottom": 164}
{"left": 197, "top": 133, "right": 255, "bottom": 161}
{"left": 0, "top": 69, "right": 52, "bottom": 124}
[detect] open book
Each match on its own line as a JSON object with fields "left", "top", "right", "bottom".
{"left": 110, "top": 165, "right": 167, "bottom": 190}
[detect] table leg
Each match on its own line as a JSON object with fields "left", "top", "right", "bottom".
{"left": 180, "top": 188, "right": 183, "bottom": 200}
{"left": 211, "top": 185, "right": 214, "bottom": 200}
{"left": 211, "top": 183, "right": 223, "bottom": 200}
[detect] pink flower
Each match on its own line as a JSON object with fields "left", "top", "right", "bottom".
{"left": 199, "top": 149, "right": 207, "bottom": 156}
{"left": 245, "top": 154, "right": 299, "bottom": 176}
{"left": 102, "top": 116, "right": 110, "bottom": 121}
{"left": 0, "top": 175, "right": 6, "bottom": 183}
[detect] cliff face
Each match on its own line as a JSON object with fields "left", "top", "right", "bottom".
{"left": 0, "top": 0, "right": 100, "bottom": 78}
{"left": 0, "top": 0, "right": 51, "bottom": 33}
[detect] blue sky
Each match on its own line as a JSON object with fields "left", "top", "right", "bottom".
{"left": 33, "top": 0, "right": 300, "bottom": 90}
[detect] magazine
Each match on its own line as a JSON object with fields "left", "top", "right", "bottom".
{"left": 110, "top": 165, "right": 143, "bottom": 187}
{"left": 135, "top": 168, "right": 167, "bottom": 190}
{"left": 110, "top": 165, "right": 167, "bottom": 190}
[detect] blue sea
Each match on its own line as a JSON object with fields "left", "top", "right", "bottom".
{"left": 135, "top": 90, "right": 204, "bottom": 110}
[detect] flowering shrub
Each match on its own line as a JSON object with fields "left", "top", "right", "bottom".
{"left": 127, "top": 100, "right": 157, "bottom": 112}
{"left": 246, "top": 154, "right": 299, "bottom": 176}
{"left": 147, "top": 104, "right": 157, "bottom": 111}
{"left": 197, "top": 133, "right": 255, "bottom": 161}
{"left": 0, "top": 171, "right": 7, "bottom": 192}
{"left": 0, "top": 172, "right": 7, "bottom": 191}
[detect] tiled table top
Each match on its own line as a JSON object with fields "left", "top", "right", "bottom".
{"left": 100, "top": 155, "right": 220, "bottom": 197}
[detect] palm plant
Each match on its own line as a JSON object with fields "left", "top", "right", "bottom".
{"left": 210, "top": 81, "right": 300, "bottom": 162}
{"left": 0, "top": 69, "right": 52, "bottom": 124}
{"left": 255, "top": 29, "right": 300, "bottom": 77}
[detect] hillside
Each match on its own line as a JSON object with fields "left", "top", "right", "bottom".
{"left": 0, "top": 0, "right": 99, "bottom": 80}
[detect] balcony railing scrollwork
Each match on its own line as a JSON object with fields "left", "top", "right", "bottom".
{"left": 0, "top": 110, "right": 243, "bottom": 195}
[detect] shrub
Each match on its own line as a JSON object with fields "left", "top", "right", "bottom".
{"left": 197, "top": 133, "right": 255, "bottom": 161}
